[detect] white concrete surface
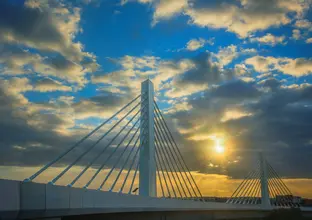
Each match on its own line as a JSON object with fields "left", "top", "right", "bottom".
{"left": 20, "top": 181, "right": 46, "bottom": 210}
{"left": 69, "top": 187, "right": 83, "bottom": 209}
{"left": 0, "top": 179, "right": 308, "bottom": 220}
{"left": 139, "top": 79, "right": 156, "bottom": 197}
{"left": 0, "top": 178, "right": 20, "bottom": 211}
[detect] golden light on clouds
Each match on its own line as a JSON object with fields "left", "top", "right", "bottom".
{"left": 221, "top": 109, "right": 252, "bottom": 122}
{"left": 215, "top": 138, "right": 225, "bottom": 154}
{"left": 208, "top": 134, "right": 227, "bottom": 155}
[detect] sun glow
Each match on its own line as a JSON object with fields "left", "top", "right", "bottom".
{"left": 208, "top": 134, "right": 226, "bottom": 154}
{"left": 215, "top": 139, "right": 225, "bottom": 154}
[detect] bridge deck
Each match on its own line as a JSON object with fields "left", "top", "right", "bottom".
{"left": 0, "top": 179, "right": 268, "bottom": 219}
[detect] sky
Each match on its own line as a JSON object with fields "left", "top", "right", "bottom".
{"left": 0, "top": 0, "right": 312, "bottom": 198}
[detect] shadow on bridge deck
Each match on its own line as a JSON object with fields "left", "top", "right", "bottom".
{"left": 62, "top": 208, "right": 311, "bottom": 220}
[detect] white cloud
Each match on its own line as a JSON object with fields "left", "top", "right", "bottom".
{"left": 186, "top": 0, "right": 309, "bottom": 38}
{"left": 118, "top": 55, "right": 159, "bottom": 70}
{"left": 168, "top": 37, "right": 214, "bottom": 52}
{"left": 125, "top": 0, "right": 310, "bottom": 37}
{"left": 250, "top": 33, "right": 286, "bottom": 46}
{"left": 292, "top": 29, "right": 302, "bottom": 40}
{"left": 152, "top": 0, "right": 189, "bottom": 25}
{"left": 235, "top": 64, "right": 249, "bottom": 76}
{"left": 240, "top": 48, "right": 257, "bottom": 54}
{"left": 277, "top": 58, "right": 312, "bottom": 76}
{"left": 0, "top": 45, "right": 94, "bottom": 86}
{"left": 245, "top": 56, "right": 279, "bottom": 72}
{"left": 306, "top": 38, "right": 312, "bottom": 43}
{"left": 1, "top": 0, "right": 90, "bottom": 62}
{"left": 122, "top": 0, "right": 189, "bottom": 25}
{"left": 0, "top": 77, "right": 77, "bottom": 135}
{"left": 239, "top": 76, "right": 255, "bottom": 82}
{"left": 221, "top": 109, "right": 252, "bottom": 122}
{"left": 186, "top": 38, "right": 208, "bottom": 51}
{"left": 256, "top": 72, "right": 272, "bottom": 79}
{"left": 0, "top": 77, "right": 33, "bottom": 94}
{"left": 213, "top": 45, "right": 257, "bottom": 68}
{"left": 214, "top": 45, "right": 239, "bottom": 67}
{"left": 92, "top": 55, "right": 194, "bottom": 97}
{"left": 245, "top": 55, "right": 312, "bottom": 77}
{"left": 165, "top": 83, "right": 208, "bottom": 98}
{"left": 294, "top": 19, "right": 312, "bottom": 30}
{"left": 0, "top": 1, "right": 99, "bottom": 86}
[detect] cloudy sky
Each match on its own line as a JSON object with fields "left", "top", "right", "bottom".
{"left": 1, "top": 0, "right": 312, "bottom": 197}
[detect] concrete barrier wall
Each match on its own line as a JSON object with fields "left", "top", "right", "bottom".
{"left": 0, "top": 179, "right": 264, "bottom": 219}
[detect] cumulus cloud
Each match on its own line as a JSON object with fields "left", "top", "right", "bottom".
{"left": 221, "top": 109, "right": 252, "bottom": 122}
{"left": 0, "top": 45, "right": 41, "bottom": 75}
{"left": 188, "top": 0, "right": 309, "bottom": 37}
{"left": 235, "top": 64, "right": 250, "bottom": 76}
{"left": 292, "top": 29, "right": 302, "bottom": 40}
{"left": 0, "top": 76, "right": 72, "bottom": 93}
{"left": 0, "top": 0, "right": 88, "bottom": 62}
{"left": 250, "top": 33, "right": 286, "bottom": 46}
{"left": 0, "top": 77, "right": 77, "bottom": 166}
{"left": 294, "top": 19, "right": 312, "bottom": 30}
{"left": 0, "top": 45, "right": 95, "bottom": 85}
{"left": 33, "top": 78, "right": 72, "bottom": 92}
{"left": 166, "top": 52, "right": 236, "bottom": 98}
{"left": 213, "top": 45, "right": 238, "bottom": 67}
{"left": 129, "top": 0, "right": 311, "bottom": 38}
{"left": 91, "top": 50, "right": 241, "bottom": 102}
{"left": 0, "top": 74, "right": 144, "bottom": 170}
{"left": 0, "top": 1, "right": 98, "bottom": 86}
{"left": 72, "top": 93, "right": 132, "bottom": 119}
{"left": 152, "top": 0, "right": 189, "bottom": 25}
{"left": 213, "top": 45, "right": 257, "bottom": 68}
{"left": 258, "top": 77, "right": 281, "bottom": 91}
{"left": 306, "top": 38, "right": 312, "bottom": 43}
{"left": 245, "top": 55, "right": 312, "bottom": 77}
{"left": 186, "top": 38, "right": 211, "bottom": 51}
{"left": 168, "top": 37, "right": 214, "bottom": 52}
{"left": 92, "top": 55, "right": 195, "bottom": 98}
{"left": 212, "top": 80, "right": 261, "bottom": 101}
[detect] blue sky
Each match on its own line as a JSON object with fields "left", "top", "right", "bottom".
{"left": 1, "top": 0, "right": 312, "bottom": 197}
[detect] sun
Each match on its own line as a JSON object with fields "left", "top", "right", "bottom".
{"left": 215, "top": 139, "right": 225, "bottom": 154}
{"left": 208, "top": 134, "right": 227, "bottom": 154}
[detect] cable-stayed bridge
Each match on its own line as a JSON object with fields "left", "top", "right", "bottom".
{"left": 227, "top": 154, "right": 300, "bottom": 208}
{"left": 0, "top": 80, "right": 310, "bottom": 220}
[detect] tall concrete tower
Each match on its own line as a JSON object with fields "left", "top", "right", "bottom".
{"left": 139, "top": 79, "right": 156, "bottom": 197}
{"left": 259, "top": 153, "right": 271, "bottom": 208}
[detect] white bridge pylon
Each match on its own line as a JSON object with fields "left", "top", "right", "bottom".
{"left": 139, "top": 79, "right": 156, "bottom": 197}
{"left": 226, "top": 153, "right": 300, "bottom": 208}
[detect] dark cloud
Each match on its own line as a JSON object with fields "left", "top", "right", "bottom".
{"left": 0, "top": 0, "right": 98, "bottom": 67}
{"left": 72, "top": 91, "right": 134, "bottom": 119}
{"left": 176, "top": 52, "right": 235, "bottom": 86}
{"left": 0, "top": 77, "right": 136, "bottom": 172}
{"left": 0, "top": 1, "right": 62, "bottom": 45}
{"left": 0, "top": 85, "right": 72, "bottom": 166}
{"left": 212, "top": 80, "right": 261, "bottom": 100}
{"left": 33, "top": 77, "right": 72, "bottom": 92}
{"left": 258, "top": 77, "right": 281, "bottom": 91}
{"left": 46, "top": 55, "right": 78, "bottom": 71}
